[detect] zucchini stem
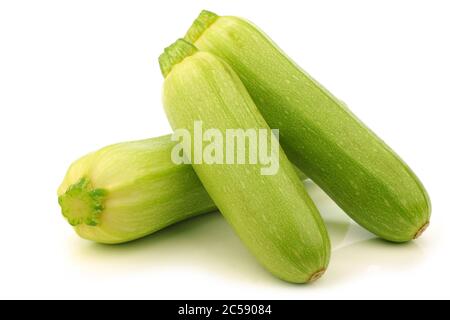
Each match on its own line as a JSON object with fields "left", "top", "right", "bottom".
{"left": 159, "top": 39, "right": 198, "bottom": 78}
{"left": 58, "top": 178, "right": 106, "bottom": 227}
{"left": 185, "top": 10, "right": 219, "bottom": 44}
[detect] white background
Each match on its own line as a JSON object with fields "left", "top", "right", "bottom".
{"left": 0, "top": 0, "right": 449, "bottom": 300}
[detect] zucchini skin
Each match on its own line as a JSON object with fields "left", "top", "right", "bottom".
{"left": 58, "top": 136, "right": 307, "bottom": 244}
{"left": 186, "top": 11, "right": 431, "bottom": 242}
{"left": 160, "top": 40, "right": 330, "bottom": 283}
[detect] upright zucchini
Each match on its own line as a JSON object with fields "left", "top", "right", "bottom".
{"left": 58, "top": 135, "right": 307, "bottom": 244}
{"left": 159, "top": 39, "right": 330, "bottom": 283}
{"left": 184, "top": 10, "right": 431, "bottom": 242}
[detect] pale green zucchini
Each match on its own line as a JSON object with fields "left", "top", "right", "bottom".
{"left": 184, "top": 10, "right": 431, "bottom": 242}
{"left": 160, "top": 39, "right": 330, "bottom": 283}
{"left": 58, "top": 135, "right": 216, "bottom": 244}
{"left": 58, "top": 135, "right": 307, "bottom": 244}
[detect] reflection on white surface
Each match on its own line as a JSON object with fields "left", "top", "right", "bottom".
{"left": 74, "top": 212, "right": 273, "bottom": 284}
{"left": 73, "top": 180, "right": 424, "bottom": 285}
{"left": 322, "top": 237, "right": 423, "bottom": 286}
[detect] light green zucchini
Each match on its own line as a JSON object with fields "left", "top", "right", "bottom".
{"left": 184, "top": 10, "right": 431, "bottom": 242}
{"left": 159, "top": 39, "right": 330, "bottom": 283}
{"left": 58, "top": 135, "right": 307, "bottom": 244}
{"left": 58, "top": 135, "right": 216, "bottom": 244}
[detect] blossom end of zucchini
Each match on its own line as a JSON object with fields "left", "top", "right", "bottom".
{"left": 413, "top": 222, "right": 430, "bottom": 240}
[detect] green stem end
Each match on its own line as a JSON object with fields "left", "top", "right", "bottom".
{"left": 159, "top": 39, "right": 198, "bottom": 78}
{"left": 184, "top": 10, "right": 219, "bottom": 44}
{"left": 159, "top": 10, "right": 218, "bottom": 78}
{"left": 58, "top": 178, "right": 107, "bottom": 227}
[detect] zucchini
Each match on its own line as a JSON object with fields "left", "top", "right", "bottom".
{"left": 58, "top": 135, "right": 216, "bottom": 244}
{"left": 58, "top": 135, "right": 307, "bottom": 244}
{"left": 184, "top": 10, "right": 431, "bottom": 242}
{"left": 159, "top": 39, "right": 330, "bottom": 283}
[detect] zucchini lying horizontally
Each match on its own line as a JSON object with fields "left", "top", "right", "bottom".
{"left": 58, "top": 135, "right": 216, "bottom": 244}
{"left": 160, "top": 39, "right": 330, "bottom": 283}
{"left": 184, "top": 10, "right": 431, "bottom": 242}
{"left": 58, "top": 135, "right": 307, "bottom": 244}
